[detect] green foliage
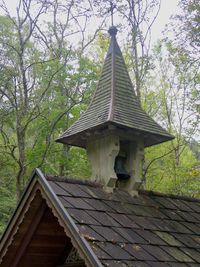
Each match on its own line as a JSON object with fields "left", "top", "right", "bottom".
{"left": 90, "top": 32, "right": 109, "bottom": 66}
{"left": 0, "top": 9, "right": 99, "bottom": 231}
{"left": 0, "top": 0, "right": 199, "bottom": 234}
{"left": 66, "top": 147, "right": 91, "bottom": 179}
{"left": 142, "top": 36, "right": 200, "bottom": 197}
{"left": 145, "top": 141, "right": 200, "bottom": 196}
{"left": 0, "top": 174, "right": 16, "bottom": 234}
{"left": 175, "top": 0, "right": 200, "bottom": 55}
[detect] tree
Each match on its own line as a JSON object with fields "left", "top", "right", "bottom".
{"left": 118, "top": 0, "right": 161, "bottom": 102}
{"left": 91, "top": 0, "right": 161, "bottom": 102}
{"left": 143, "top": 40, "right": 200, "bottom": 195}
{"left": 0, "top": 0, "right": 104, "bottom": 199}
{"left": 171, "top": 0, "right": 200, "bottom": 60}
{"left": 137, "top": 0, "right": 200, "bottom": 194}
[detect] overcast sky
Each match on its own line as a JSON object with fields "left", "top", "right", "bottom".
{"left": 151, "top": 0, "right": 179, "bottom": 44}
{"left": 1, "top": 0, "right": 180, "bottom": 45}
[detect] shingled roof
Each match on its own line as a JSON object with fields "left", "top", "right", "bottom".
{"left": 2, "top": 169, "right": 200, "bottom": 267}
{"left": 57, "top": 26, "right": 174, "bottom": 148}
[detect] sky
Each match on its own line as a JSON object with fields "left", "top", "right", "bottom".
{"left": 151, "top": 0, "right": 179, "bottom": 44}
{"left": 1, "top": 0, "right": 180, "bottom": 46}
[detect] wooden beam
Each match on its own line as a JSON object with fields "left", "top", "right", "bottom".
{"left": 57, "top": 263, "right": 85, "bottom": 267}
{"left": 12, "top": 201, "right": 46, "bottom": 267}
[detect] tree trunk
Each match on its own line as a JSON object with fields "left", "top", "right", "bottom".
{"left": 16, "top": 125, "right": 26, "bottom": 200}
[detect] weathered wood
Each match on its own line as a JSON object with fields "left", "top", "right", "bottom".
{"left": 12, "top": 201, "right": 46, "bottom": 267}
{"left": 57, "top": 264, "right": 86, "bottom": 267}
{"left": 56, "top": 26, "right": 173, "bottom": 148}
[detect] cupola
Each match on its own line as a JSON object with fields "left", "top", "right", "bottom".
{"left": 56, "top": 26, "right": 174, "bottom": 195}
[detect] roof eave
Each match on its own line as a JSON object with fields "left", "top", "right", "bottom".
{"left": 144, "top": 132, "right": 175, "bottom": 147}
{"left": 0, "top": 170, "right": 38, "bottom": 261}
{"left": 36, "top": 169, "right": 103, "bottom": 267}
{"left": 0, "top": 169, "right": 103, "bottom": 267}
{"left": 55, "top": 120, "right": 174, "bottom": 148}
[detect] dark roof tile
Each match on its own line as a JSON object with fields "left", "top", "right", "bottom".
{"left": 109, "top": 213, "right": 139, "bottom": 228}
{"left": 111, "top": 190, "right": 136, "bottom": 203}
{"left": 148, "top": 261, "right": 170, "bottom": 267}
{"left": 124, "top": 261, "right": 151, "bottom": 267}
{"left": 160, "top": 208, "right": 184, "bottom": 221}
{"left": 102, "top": 200, "right": 131, "bottom": 214}
{"left": 57, "top": 196, "right": 73, "bottom": 208}
{"left": 181, "top": 222, "right": 200, "bottom": 234}
{"left": 192, "top": 236, "right": 200, "bottom": 247}
{"left": 134, "top": 229, "right": 167, "bottom": 245}
{"left": 190, "top": 212, "right": 200, "bottom": 221}
{"left": 90, "top": 225, "right": 126, "bottom": 243}
{"left": 46, "top": 178, "right": 200, "bottom": 266}
{"left": 102, "top": 260, "right": 128, "bottom": 266}
{"left": 67, "top": 208, "right": 101, "bottom": 225}
{"left": 167, "top": 199, "right": 192, "bottom": 212}
{"left": 162, "top": 247, "right": 194, "bottom": 262}
{"left": 84, "top": 199, "right": 113, "bottom": 212}
{"left": 141, "top": 244, "right": 174, "bottom": 262}
{"left": 174, "top": 221, "right": 194, "bottom": 234}
{"left": 168, "top": 263, "right": 189, "bottom": 267}
{"left": 154, "top": 231, "right": 183, "bottom": 247}
{"left": 176, "top": 211, "right": 198, "bottom": 223}
{"left": 89, "top": 242, "right": 111, "bottom": 259}
{"left": 48, "top": 181, "right": 71, "bottom": 196}
{"left": 78, "top": 225, "right": 105, "bottom": 242}
{"left": 186, "top": 202, "right": 200, "bottom": 213}
{"left": 86, "top": 210, "right": 120, "bottom": 227}
{"left": 127, "top": 215, "right": 158, "bottom": 230}
{"left": 114, "top": 227, "right": 147, "bottom": 244}
{"left": 57, "top": 182, "right": 91, "bottom": 197}
{"left": 173, "top": 234, "right": 200, "bottom": 248}
{"left": 124, "top": 244, "right": 156, "bottom": 261}
{"left": 63, "top": 196, "right": 94, "bottom": 210}
{"left": 136, "top": 195, "right": 159, "bottom": 207}
{"left": 97, "top": 242, "right": 132, "bottom": 260}
{"left": 153, "top": 197, "right": 178, "bottom": 210}
{"left": 79, "top": 185, "right": 111, "bottom": 200}
{"left": 147, "top": 218, "right": 176, "bottom": 232}
{"left": 126, "top": 204, "right": 166, "bottom": 218}
{"left": 158, "top": 220, "right": 192, "bottom": 234}
{"left": 181, "top": 247, "right": 200, "bottom": 262}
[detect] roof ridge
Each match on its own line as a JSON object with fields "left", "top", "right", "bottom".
{"left": 44, "top": 175, "right": 200, "bottom": 203}
{"left": 45, "top": 175, "right": 200, "bottom": 203}
{"left": 45, "top": 175, "right": 102, "bottom": 188}
{"left": 107, "top": 26, "right": 121, "bottom": 122}
{"left": 139, "top": 189, "right": 200, "bottom": 203}
{"left": 107, "top": 51, "right": 115, "bottom": 121}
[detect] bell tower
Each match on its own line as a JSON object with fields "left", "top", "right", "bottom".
{"left": 56, "top": 26, "right": 174, "bottom": 195}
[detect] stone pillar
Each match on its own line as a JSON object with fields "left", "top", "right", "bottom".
{"left": 87, "top": 134, "right": 120, "bottom": 192}
{"left": 117, "top": 139, "right": 144, "bottom": 195}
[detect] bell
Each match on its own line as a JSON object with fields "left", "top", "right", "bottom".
{"left": 114, "top": 156, "right": 130, "bottom": 180}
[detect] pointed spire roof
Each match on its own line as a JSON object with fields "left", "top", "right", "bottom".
{"left": 57, "top": 26, "right": 174, "bottom": 147}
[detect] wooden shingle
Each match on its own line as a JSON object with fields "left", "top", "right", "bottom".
{"left": 2, "top": 169, "right": 200, "bottom": 266}
{"left": 57, "top": 26, "right": 174, "bottom": 147}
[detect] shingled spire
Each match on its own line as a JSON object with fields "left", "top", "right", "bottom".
{"left": 57, "top": 27, "right": 174, "bottom": 194}
{"left": 57, "top": 27, "right": 173, "bottom": 147}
